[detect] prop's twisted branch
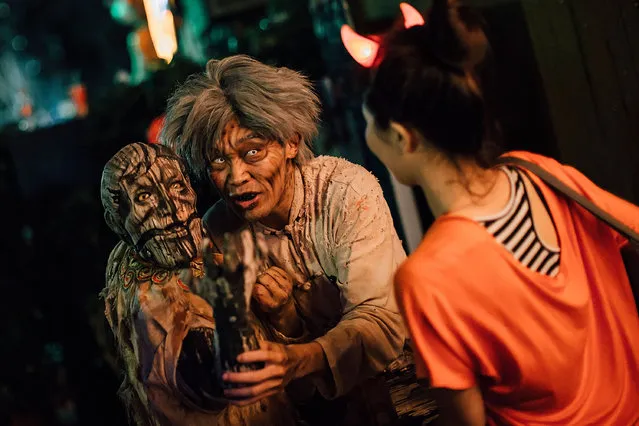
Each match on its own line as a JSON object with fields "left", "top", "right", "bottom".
{"left": 194, "top": 230, "right": 266, "bottom": 389}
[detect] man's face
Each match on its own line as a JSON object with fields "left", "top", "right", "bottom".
{"left": 121, "top": 156, "right": 202, "bottom": 268}
{"left": 208, "top": 121, "right": 298, "bottom": 225}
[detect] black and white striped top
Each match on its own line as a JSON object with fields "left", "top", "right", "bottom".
{"left": 477, "top": 167, "right": 561, "bottom": 277}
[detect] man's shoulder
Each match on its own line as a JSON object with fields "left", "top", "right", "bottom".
{"left": 305, "top": 155, "right": 376, "bottom": 182}
{"left": 303, "top": 156, "right": 380, "bottom": 196}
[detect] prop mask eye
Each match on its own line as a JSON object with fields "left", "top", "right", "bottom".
{"left": 137, "top": 192, "right": 151, "bottom": 202}
{"left": 171, "top": 181, "right": 185, "bottom": 191}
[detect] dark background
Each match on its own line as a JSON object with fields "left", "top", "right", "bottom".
{"left": 0, "top": 0, "right": 637, "bottom": 425}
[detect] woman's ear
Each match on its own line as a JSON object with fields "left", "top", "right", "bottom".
{"left": 390, "top": 121, "right": 419, "bottom": 154}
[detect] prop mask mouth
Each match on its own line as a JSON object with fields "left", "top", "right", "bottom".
{"left": 135, "top": 213, "right": 199, "bottom": 253}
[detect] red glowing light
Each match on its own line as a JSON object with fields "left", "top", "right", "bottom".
{"left": 69, "top": 83, "right": 88, "bottom": 117}
{"left": 146, "top": 115, "right": 165, "bottom": 144}
{"left": 340, "top": 25, "right": 380, "bottom": 68}
{"left": 400, "top": 2, "right": 425, "bottom": 28}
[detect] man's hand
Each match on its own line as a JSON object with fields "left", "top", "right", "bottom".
{"left": 222, "top": 341, "right": 326, "bottom": 406}
{"left": 253, "top": 266, "right": 294, "bottom": 313}
{"left": 252, "top": 266, "right": 302, "bottom": 337}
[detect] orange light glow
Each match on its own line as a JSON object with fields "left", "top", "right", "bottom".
{"left": 340, "top": 25, "right": 380, "bottom": 68}
{"left": 20, "top": 103, "right": 33, "bottom": 118}
{"left": 69, "top": 83, "right": 89, "bottom": 117}
{"left": 142, "top": 0, "right": 178, "bottom": 63}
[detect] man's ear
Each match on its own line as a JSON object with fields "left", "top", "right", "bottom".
{"left": 390, "top": 121, "right": 419, "bottom": 154}
{"left": 284, "top": 134, "right": 301, "bottom": 160}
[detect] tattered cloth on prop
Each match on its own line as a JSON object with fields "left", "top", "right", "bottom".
{"left": 101, "top": 242, "right": 297, "bottom": 426}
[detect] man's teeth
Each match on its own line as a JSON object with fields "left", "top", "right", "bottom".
{"left": 235, "top": 193, "right": 256, "bottom": 201}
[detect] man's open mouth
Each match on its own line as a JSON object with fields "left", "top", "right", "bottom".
{"left": 231, "top": 192, "right": 258, "bottom": 202}
{"left": 230, "top": 192, "right": 260, "bottom": 209}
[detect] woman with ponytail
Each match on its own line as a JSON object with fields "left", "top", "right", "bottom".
{"left": 344, "top": 1, "right": 639, "bottom": 424}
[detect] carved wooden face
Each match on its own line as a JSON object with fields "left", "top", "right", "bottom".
{"left": 119, "top": 155, "right": 202, "bottom": 268}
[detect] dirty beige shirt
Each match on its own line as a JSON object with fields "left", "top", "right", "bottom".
{"left": 204, "top": 156, "right": 407, "bottom": 399}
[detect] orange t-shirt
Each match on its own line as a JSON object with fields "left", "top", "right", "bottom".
{"left": 395, "top": 151, "right": 639, "bottom": 425}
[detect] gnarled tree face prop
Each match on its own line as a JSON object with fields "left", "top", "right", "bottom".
{"left": 101, "top": 143, "right": 202, "bottom": 268}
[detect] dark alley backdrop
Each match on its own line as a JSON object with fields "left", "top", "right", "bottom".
{"left": 0, "top": 0, "right": 638, "bottom": 425}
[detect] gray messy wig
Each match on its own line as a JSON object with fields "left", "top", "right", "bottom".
{"left": 161, "top": 55, "right": 321, "bottom": 180}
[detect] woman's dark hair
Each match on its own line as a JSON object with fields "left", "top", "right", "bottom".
{"left": 365, "top": 0, "right": 501, "bottom": 168}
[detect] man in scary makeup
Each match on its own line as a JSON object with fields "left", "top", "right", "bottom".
{"left": 161, "top": 56, "right": 424, "bottom": 425}
{"left": 100, "top": 142, "right": 300, "bottom": 425}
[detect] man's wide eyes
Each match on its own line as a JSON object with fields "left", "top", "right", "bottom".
{"left": 210, "top": 149, "right": 262, "bottom": 168}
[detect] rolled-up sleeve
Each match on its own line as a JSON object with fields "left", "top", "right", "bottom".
{"left": 314, "top": 169, "right": 407, "bottom": 398}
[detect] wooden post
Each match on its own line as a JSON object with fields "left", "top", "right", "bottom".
{"left": 521, "top": 0, "right": 639, "bottom": 203}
